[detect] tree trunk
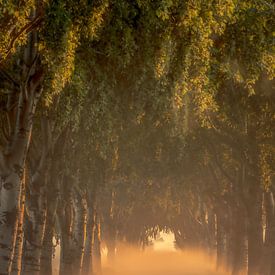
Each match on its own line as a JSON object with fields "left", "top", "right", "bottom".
{"left": 23, "top": 171, "right": 47, "bottom": 275}
{"left": 59, "top": 230, "right": 74, "bottom": 275}
{"left": 206, "top": 208, "right": 216, "bottom": 254}
{"left": 0, "top": 28, "right": 43, "bottom": 273}
{"left": 40, "top": 181, "right": 59, "bottom": 275}
{"left": 59, "top": 179, "right": 74, "bottom": 275}
{"left": 71, "top": 192, "right": 87, "bottom": 275}
{"left": 231, "top": 205, "right": 247, "bottom": 275}
{"left": 41, "top": 127, "right": 67, "bottom": 275}
{"left": 23, "top": 206, "right": 47, "bottom": 275}
{"left": 40, "top": 220, "right": 54, "bottom": 275}
{"left": 106, "top": 236, "right": 116, "bottom": 264}
{"left": 59, "top": 186, "right": 87, "bottom": 275}
{"left": 216, "top": 211, "right": 227, "bottom": 270}
{"left": 82, "top": 202, "right": 96, "bottom": 275}
{"left": 92, "top": 213, "right": 102, "bottom": 275}
{"left": 59, "top": 231, "right": 73, "bottom": 275}
{"left": 105, "top": 216, "right": 117, "bottom": 263}
{"left": 247, "top": 182, "right": 263, "bottom": 275}
{"left": 260, "top": 191, "right": 275, "bottom": 275}
{"left": 11, "top": 169, "right": 26, "bottom": 275}
{"left": 0, "top": 159, "right": 25, "bottom": 274}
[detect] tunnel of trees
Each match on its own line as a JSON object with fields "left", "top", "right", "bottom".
{"left": 0, "top": 0, "right": 274, "bottom": 275}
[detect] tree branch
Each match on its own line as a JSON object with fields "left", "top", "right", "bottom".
{"left": 0, "top": 69, "right": 20, "bottom": 91}
{"left": 0, "top": 14, "right": 43, "bottom": 65}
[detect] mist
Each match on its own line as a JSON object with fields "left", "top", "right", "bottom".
{"left": 100, "top": 233, "right": 231, "bottom": 275}
{"left": 102, "top": 246, "right": 230, "bottom": 275}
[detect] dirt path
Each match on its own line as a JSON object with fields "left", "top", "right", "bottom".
{"left": 102, "top": 249, "right": 229, "bottom": 275}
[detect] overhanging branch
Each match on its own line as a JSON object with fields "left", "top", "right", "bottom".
{"left": 0, "top": 14, "right": 44, "bottom": 65}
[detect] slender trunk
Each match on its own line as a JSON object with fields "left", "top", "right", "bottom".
{"left": 271, "top": 255, "right": 275, "bottom": 275}
{"left": 23, "top": 171, "right": 47, "bottom": 275}
{"left": 106, "top": 237, "right": 116, "bottom": 264}
{"left": 92, "top": 214, "right": 102, "bottom": 275}
{"left": 40, "top": 181, "right": 59, "bottom": 275}
{"left": 260, "top": 191, "right": 275, "bottom": 275}
{"left": 231, "top": 205, "right": 247, "bottom": 275}
{"left": 247, "top": 181, "right": 263, "bottom": 275}
{"left": 204, "top": 207, "right": 216, "bottom": 255}
{"left": 216, "top": 211, "right": 227, "bottom": 269}
{"left": 41, "top": 136, "right": 65, "bottom": 275}
{"left": 245, "top": 123, "right": 263, "bottom": 275}
{"left": 174, "top": 229, "right": 184, "bottom": 249}
{"left": 71, "top": 193, "right": 87, "bottom": 275}
{"left": 59, "top": 231, "right": 73, "bottom": 275}
{"left": 105, "top": 221, "right": 116, "bottom": 264}
{"left": 105, "top": 189, "right": 116, "bottom": 263}
{"left": 11, "top": 169, "right": 26, "bottom": 275}
{"left": 59, "top": 180, "right": 74, "bottom": 275}
{"left": 59, "top": 230, "right": 74, "bottom": 275}
{"left": 59, "top": 188, "right": 87, "bottom": 275}
{"left": 23, "top": 201, "right": 47, "bottom": 274}
{"left": 23, "top": 115, "right": 52, "bottom": 275}
{"left": 40, "top": 220, "right": 54, "bottom": 275}
{"left": 268, "top": 191, "right": 275, "bottom": 275}
{"left": 82, "top": 204, "right": 96, "bottom": 275}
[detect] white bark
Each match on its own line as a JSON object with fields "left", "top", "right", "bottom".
{"left": 11, "top": 169, "right": 26, "bottom": 275}
{"left": 23, "top": 184, "right": 47, "bottom": 274}
{"left": 0, "top": 42, "right": 43, "bottom": 274}
{"left": 0, "top": 170, "right": 22, "bottom": 275}
{"left": 72, "top": 192, "right": 87, "bottom": 275}
{"left": 92, "top": 213, "right": 102, "bottom": 275}
{"left": 23, "top": 118, "right": 50, "bottom": 275}
{"left": 82, "top": 202, "right": 96, "bottom": 275}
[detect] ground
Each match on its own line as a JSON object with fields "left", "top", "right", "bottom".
{"left": 102, "top": 249, "right": 229, "bottom": 275}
